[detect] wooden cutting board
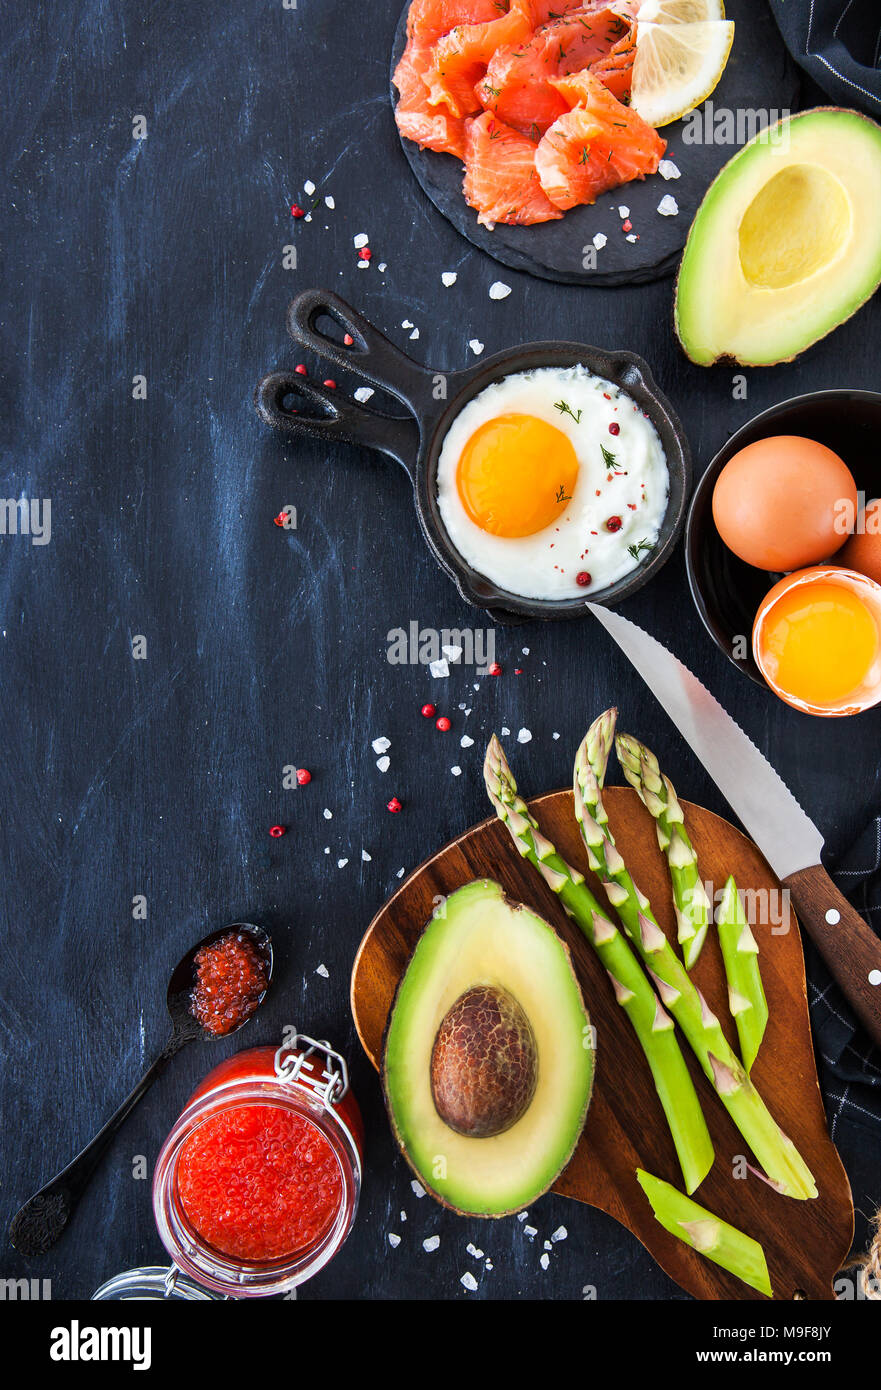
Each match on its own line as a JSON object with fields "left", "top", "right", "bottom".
{"left": 351, "top": 787, "right": 854, "bottom": 1301}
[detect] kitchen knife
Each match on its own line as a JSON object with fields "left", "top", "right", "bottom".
{"left": 588, "top": 601, "right": 881, "bottom": 1050}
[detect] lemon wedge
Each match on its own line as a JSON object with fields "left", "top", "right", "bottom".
{"left": 638, "top": 0, "right": 726, "bottom": 23}
{"left": 631, "top": 20, "right": 735, "bottom": 128}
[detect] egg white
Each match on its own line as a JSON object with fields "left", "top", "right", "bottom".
{"left": 436, "top": 365, "right": 669, "bottom": 601}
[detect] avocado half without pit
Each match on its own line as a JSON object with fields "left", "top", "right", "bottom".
{"left": 675, "top": 108, "right": 881, "bottom": 366}
{"left": 382, "top": 879, "right": 594, "bottom": 1217}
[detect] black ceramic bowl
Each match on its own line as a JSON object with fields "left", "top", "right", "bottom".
{"left": 256, "top": 291, "right": 692, "bottom": 623}
{"left": 686, "top": 389, "right": 881, "bottom": 686}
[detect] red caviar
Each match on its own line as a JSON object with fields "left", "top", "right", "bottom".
{"left": 190, "top": 932, "right": 268, "bottom": 1037}
{"left": 178, "top": 1104, "right": 342, "bottom": 1262}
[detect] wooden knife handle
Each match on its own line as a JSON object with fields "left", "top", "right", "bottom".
{"left": 784, "top": 864, "right": 881, "bottom": 1052}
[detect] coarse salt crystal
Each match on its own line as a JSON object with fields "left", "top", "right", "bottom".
{"left": 467, "top": 1243, "right": 484, "bottom": 1259}
{"left": 410, "top": 328, "right": 419, "bottom": 340}
{"left": 485, "top": 1260, "right": 493, "bottom": 1270}
{"left": 659, "top": 159, "right": 680, "bottom": 180}
{"left": 396, "top": 867, "right": 405, "bottom": 878}
{"left": 337, "top": 858, "right": 348, "bottom": 869}
{"left": 540, "top": 1252, "right": 550, "bottom": 1271}
{"left": 551, "top": 1225, "right": 568, "bottom": 1242}
{"left": 468, "top": 339, "right": 484, "bottom": 355}
{"left": 489, "top": 281, "right": 511, "bottom": 300}
{"left": 592, "top": 233, "right": 607, "bottom": 250}
{"left": 323, "top": 808, "right": 333, "bottom": 820}
{"left": 517, "top": 728, "right": 532, "bottom": 744}
{"left": 376, "top": 755, "right": 390, "bottom": 773}
{"left": 460, "top": 735, "right": 474, "bottom": 748}
{"left": 361, "top": 849, "right": 372, "bottom": 862}
{"left": 451, "top": 766, "right": 462, "bottom": 776}
{"left": 430, "top": 658, "right": 449, "bottom": 679}
{"left": 378, "top": 262, "right": 387, "bottom": 272}
{"left": 303, "top": 180, "right": 316, "bottom": 196}
{"left": 544, "top": 1240, "right": 553, "bottom": 1251}
{"left": 442, "top": 644, "right": 463, "bottom": 662}
{"left": 552, "top": 732, "right": 560, "bottom": 740}
{"left": 524, "top": 1225, "right": 537, "bottom": 1238}
{"left": 372, "top": 736, "right": 391, "bottom": 754}
{"left": 388, "top": 1233, "right": 401, "bottom": 1248}
{"left": 411, "top": 1180, "right": 426, "bottom": 1198}
{"left": 625, "top": 234, "right": 639, "bottom": 243}
{"left": 423, "top": 1235, "right": 440, "bottom": 1253}
{"left": 316, "top": 963, "right": 329, "bottom": 977}
{"left": 501, "top": 726, "right": 510, "bottom": 737}
{"left": 357, "top": 260, "right": 369, "bottom": 269}
{"left": 517, "top": 1212, "right": 528, "bottom": 1222}
{"left": 442, "top": 271, "right": 457, "bottom": 287}
{"left": 402, "top": 319, "right": 414, "bottom": 329}
{"left": 657, "top": 194, "right": 679, "bottom": 216}
{"left": 353, "top": 233, "right": 369, "bottom": 248}
{"left": 617, "top": 205, "right": 630, "bottom": 218}
{"left": 401, "top": 1211, "right": 407, "bottom": 1222}
{"left": 461, "top": 1272, "right": 478, "bottom": 1291}
{"left": 521, "top": 647, "right": 529, "bottom": 655}
{"left": 354, "top": 386, "right": 374, "bottom": 403}
{"left": 324, "top": 195, "right": 335, "bottom": 209}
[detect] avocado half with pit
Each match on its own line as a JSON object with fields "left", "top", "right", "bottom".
{"left": 382, "top": 878, "right": 593, "bottom": 1216}
{"left": 675, "top": 108, "right": 881, "bottom": 366}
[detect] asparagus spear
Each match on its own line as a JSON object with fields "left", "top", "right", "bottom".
{"left": 484, "top": 735, "right": 714, "bottom": 1195}
{"left": 574, "top": 711, "right": 816, "bottom": 1201}
{"left": 636, "top": 1168, "right": 773, "bottom": 1298}
{"left": 716, "top": 875, "right": 768, "bottom": 1073}
{"left": 616, "top": 733, "right": 711, "bottom": 969}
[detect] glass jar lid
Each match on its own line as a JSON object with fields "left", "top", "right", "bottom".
{"left": 92, "top": 1265, "right": 225, "bottom": 1301}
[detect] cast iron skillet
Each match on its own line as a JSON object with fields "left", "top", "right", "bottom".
{"left": 255, "top": 290, "right": 691, "bottom": 623}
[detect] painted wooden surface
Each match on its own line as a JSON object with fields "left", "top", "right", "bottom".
{"left": 2, "top": 0, "right": 880, "bottom": 1300}
{"left": 352, "top": 787, "right": 854, "bottom": 1301}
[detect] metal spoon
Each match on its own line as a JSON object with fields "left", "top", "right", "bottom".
{"left": 8, "top": 922, "right": 273, "bottom": 1256}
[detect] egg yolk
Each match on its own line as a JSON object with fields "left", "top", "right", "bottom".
{"left": 759, "top": 581, "right": 879, "bottom": 706}
{"left": 456, "top": 414, "right": 579, "bottom": 538}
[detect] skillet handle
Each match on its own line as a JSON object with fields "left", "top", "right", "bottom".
{"left": 286, "top": 289, "right": 436, "bottom": 414}
{"left": 254, "top": 369, "right": 420, "bottom": 475}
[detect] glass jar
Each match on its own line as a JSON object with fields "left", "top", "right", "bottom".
{"left": 153, "top": 1036, "right": 363, "bottom": 1298}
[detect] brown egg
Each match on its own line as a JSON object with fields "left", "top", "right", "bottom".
{"left": 712, "top": 435, "right": 857, "bottom": 572}
{"left": 836, "top": 499, "right": 881, "bottom": 584}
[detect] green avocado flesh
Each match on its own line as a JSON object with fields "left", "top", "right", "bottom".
{"left": 383, "top": 879, "right": 594, "bottom": 1217}
{"left": 675, "top": 108, "right": 881, "bottom": 366}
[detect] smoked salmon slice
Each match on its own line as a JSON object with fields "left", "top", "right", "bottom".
{"left": 394, "top": 37, "right": 467, "bottom": 158}
{"left": 477, "top": 7, "right": 637, "bottom": 137}
{"left": 535, "top": 68, "right": 665, "bottom": 208}
{"left": 407, "top": 0, "right": 503, "bottom": 44}
{"left": 463, "top": 111, "right": 564, "bottom": 225}
{"left": 428, "top": 8, "right": 533, "bottom": 118}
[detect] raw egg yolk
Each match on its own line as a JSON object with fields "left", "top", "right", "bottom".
{"left": 760, "top": 582, "right": 879, "bottom": 705}
{"left": 456, "top": 414, "right": 579, "bottom": 537}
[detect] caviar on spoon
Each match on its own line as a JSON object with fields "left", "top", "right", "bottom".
{"left": 8, "top": 923, "right": 272, "bottom": 1256}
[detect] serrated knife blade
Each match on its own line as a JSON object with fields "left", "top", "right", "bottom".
{"left": 588, "top": 602, "right": 881, "bottom": 1050}
{"left": 587, "top": 602, "right": 823, "bottom": 879}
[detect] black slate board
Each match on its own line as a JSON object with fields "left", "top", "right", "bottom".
{"left": 391, "top": 0, "right": 799, "bottom": 284}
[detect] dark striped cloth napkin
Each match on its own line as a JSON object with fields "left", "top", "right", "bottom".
{"left": 809, "top": 816, "right": 881, "bottom": 1139}
{"left": 770, "top": 0, "right": 881, "bottom": 117}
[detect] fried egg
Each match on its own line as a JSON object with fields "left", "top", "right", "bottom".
{"left": 436, "top": 365, "right": 669, "bottom": 601}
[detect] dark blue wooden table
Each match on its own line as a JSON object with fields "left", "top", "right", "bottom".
{"left": 2, "top": 0, "right": 879, "bottom": 1300}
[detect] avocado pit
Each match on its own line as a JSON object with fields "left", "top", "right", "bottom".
{"left": 430, "top": 984, "right": 538, "bottom": 1138}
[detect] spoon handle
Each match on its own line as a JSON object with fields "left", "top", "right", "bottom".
{"left": 8, "top": 1035, "right": 184, "bottom": 1256}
